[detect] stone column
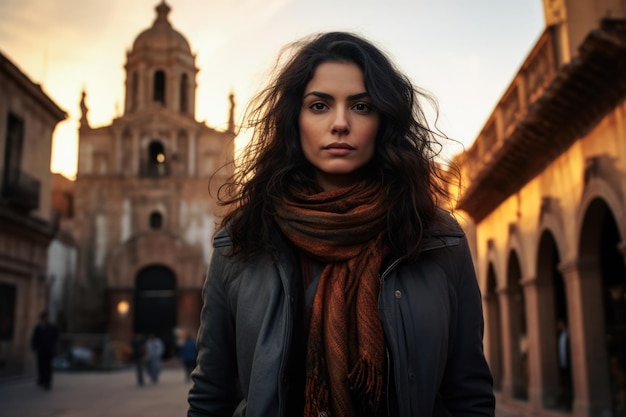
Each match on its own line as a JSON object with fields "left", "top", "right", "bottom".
{"left": 133, "top": 130, "right": 140, "bottom": 176}
{"left": 559, "top": 259, "right": 612, "bottom": 417}
{"left": 484, "top": 291, "right": 503, "bottom": 390}
{"left": 523, "top": 272, "right": 562, "bottom": 410}
{"left": 189, "top": 133, "right": 197, "bottom": 177}
{"left": 520, "top": 275, "right": 544, "bottom": 409}
{"left": 497, "top": 286, "right": 516, "bottom": 399}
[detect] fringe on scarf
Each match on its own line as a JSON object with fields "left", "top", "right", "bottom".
{"left": 304, "top": 352, "right": 329, "bottom": 416}
{"left": 347, "top": 357, "right": 384, "bottom": 409}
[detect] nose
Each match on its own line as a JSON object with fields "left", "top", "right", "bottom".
{"left": 331, "top": 109, "right": 349, "bottom": 135}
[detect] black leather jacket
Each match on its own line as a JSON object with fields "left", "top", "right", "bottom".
{"left": 188, "top": 214, "right": 495, "bottom": 416}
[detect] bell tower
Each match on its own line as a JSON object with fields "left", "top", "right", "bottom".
{"left": 123, "top": 1, "right": 198, "bottom": 117}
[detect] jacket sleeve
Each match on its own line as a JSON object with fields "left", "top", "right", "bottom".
{"left": 439, "top": 235, "right": 495, "bottom": 416}
{"left": 187, "top": 242, "right": 241, "bottom": 417}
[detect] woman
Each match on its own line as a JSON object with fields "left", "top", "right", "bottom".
{"left": 188, "top": 31, "right": 495, "bottom": 417}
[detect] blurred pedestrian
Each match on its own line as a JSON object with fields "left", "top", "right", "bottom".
{"left": 179, "top": 332, "right": 197, "bottom": 381}
{"left": 131, "top": 333, "right": 146, "bottom": 386}
{"left": 145, "top": 333, "right": 165, "bottom": 384}
{"left": 31, "top": 311, "right": 59, "bottom": 390}
{"left": 557, "top": 319, "right": 572, "bottom": 409}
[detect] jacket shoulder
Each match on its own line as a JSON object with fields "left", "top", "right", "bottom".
{"left": 427, "top": 209, "right": 465, "bottom": 239}
{"left": 213, "top": 227, "right": 233, "bottom": 248}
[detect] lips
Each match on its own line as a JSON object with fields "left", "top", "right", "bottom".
{"left": 322, "top": 142, "right": 355, "bottom": 156}
{"left": 323, "top": 142, "right": 355, "bottom": 150}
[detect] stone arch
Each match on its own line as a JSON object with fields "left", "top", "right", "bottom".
{"left": 134, "top": 263, "right": 177, "bottom": 356}
{"left": 574, "top": 194, "right": 625, "bottom": 414}
{"left": 484, "top": 238, "right": 502, "bottom": 291}
{"left": 505, "top": 223, "right": 527, "bottom": 280}
{"left": 505, "top": 249, "right": 528, "bottom": 400}
{"left": 535, "top": 228, "right": 569, "bottom": 409}
{"left": 105, "top": 231, "right": 206, "bottom": 354}
{"left": 484, "top": 261, "right": 503, "bottom": 391}
{"left": 483, "top": 238, "right": 504, "bottom": 391}
{"left": 576, "top": 177, "right": 625, "bottom": 259}
{"left": 537, "top": 198, "right": 568, "bottom": 263}
{"left": 106, "top": 231, "right": 204, "bottom": 290}
{"left": 500, "top": 222, "right": 530, "bottom": 400}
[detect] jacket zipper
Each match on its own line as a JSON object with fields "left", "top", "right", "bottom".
{"left": 380, "top": 257, "right": 402, "bottom": 417}
{"left": 378, "top": 238, "right": 454, "bottom": 416}
{"left": 277, "top": 262, "right": 292, "bottom": 417}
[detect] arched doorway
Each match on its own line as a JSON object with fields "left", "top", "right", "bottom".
{"left": 579, "top": 198, "right": 625, "bottom": 415}
{"left": 599, "top": 211, "right": 626, "bottom": 416}
{"left": 485, "top": 263, "right": 503, "bottom": 391}
{"left": 507, "top": 250, "right": 528, "bottom": 400}
{"left": 134, "top": 265, "right": 177, "bottom": 357}
{"left": 536, "top": 230, "right": 571, "bottom": 410}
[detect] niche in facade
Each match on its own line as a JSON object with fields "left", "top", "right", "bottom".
{"left": 179, "top": 73, "right": 188, "bottom": 114}
{"left": 130, "top": 71, "right": 138, "bottom": 112}
{"left": 153, "top": 70, "right": 166, "bottom": 105}
{"left": 146, "top": 141, "right": 168, "bottom": 177}
{"left": 149, "top": 211, "right": 163, "bottom": 230}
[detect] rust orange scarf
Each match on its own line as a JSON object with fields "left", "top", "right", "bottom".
{"left": 275, "top": 181, "right": 389, "bottom": 417}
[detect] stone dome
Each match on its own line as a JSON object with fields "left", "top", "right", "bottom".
{"left": 132, "top": 1, "right": 191, "bottom": 54}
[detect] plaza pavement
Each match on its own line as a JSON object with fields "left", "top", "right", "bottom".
{"left": 0, "top": 360, "right": 523, "bottom": 417}
{"left": 0, "top": 360, "right": 191, "bottom": 417}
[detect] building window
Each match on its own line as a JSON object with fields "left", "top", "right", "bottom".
{"left": 179, "top": 73, "right": 188, "bottom": 113}
{"left": 3, "top": 112, "right": 24, "bottom": 186}
{"left": 131, "top": 71, "right": 139, "bottom": 111}
{"left": 0, "top": 283, "right": 17, "bottom": 341}
{"left": 1, "top": 112, "right": 39, "bottom": 210}
{"left": 149, "top": 211, "right": 163, "bottom": 229}
{"left": 153, "top": 70, "right": 166, "bottom": 105}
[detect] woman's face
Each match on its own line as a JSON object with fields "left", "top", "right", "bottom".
{"left": 299, "top": 61, "right": 379, "bottom": 191}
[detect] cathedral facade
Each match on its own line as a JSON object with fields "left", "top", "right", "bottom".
{"left": 70, "top": 2, "right": 235, "bottom": 356}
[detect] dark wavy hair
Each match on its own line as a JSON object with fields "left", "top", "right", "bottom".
{"left": 217, "top": 31, "right": 459, "bottom": 261}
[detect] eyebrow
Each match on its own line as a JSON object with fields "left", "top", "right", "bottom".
{"left": 303, "top": 91, "right": 370, "bottom": 101}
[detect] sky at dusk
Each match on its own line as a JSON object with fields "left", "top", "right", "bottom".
{"left": 0, "top": 0, "right": 545, "bottom": 179}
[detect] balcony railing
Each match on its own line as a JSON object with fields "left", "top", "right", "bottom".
{"left": 1, "top": 168, "right": 41, "bottom": 211}
{"left": 462, "top": 28, "right": 558, "bottom": 185}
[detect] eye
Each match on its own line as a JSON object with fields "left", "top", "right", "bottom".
{"left": 352, "top": 102, "right": 373, "bottom": 113}
{"left": 309, "top": 102, "right": 328, "bottom": 111}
